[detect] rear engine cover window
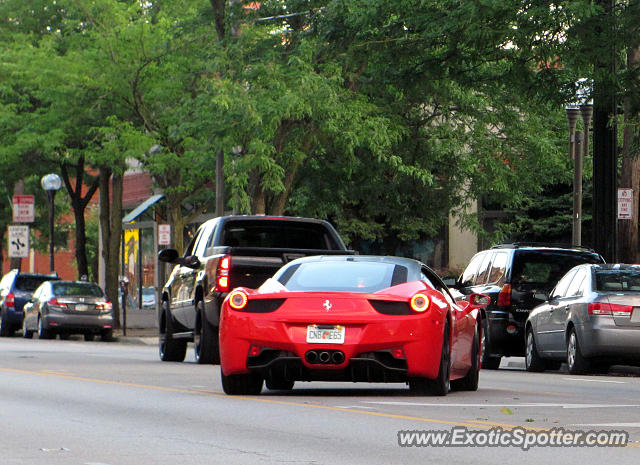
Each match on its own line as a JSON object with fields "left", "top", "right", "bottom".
{"left": 279, "top": 262, "right": 406, "bottom": 293}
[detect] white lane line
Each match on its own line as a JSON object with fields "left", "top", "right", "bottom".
{"left": 571, "top": 423, "right": 640, "bottom": 428}
{"left": 363, "top": 401, "right": 640, "bottom": 409}
{"left": 563, "top": 377, "right": 627, "bottom": 384}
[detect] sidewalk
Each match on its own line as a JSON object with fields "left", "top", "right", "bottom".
{"left": 113, "top": 306, "right": 159, "bottom": 346}
{"left": 113, "top": 327, "right": 159, "bottom": 346}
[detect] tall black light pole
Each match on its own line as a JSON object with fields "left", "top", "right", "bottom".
{"left": 566, "top": 107, "right": 581, "bottom": 246}
{"left": 41, "top": 173, "right": 62, "bottom": 272}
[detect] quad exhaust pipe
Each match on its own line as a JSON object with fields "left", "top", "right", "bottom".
{"left": 305, "top": 349, "right": 345, "bottom": 365}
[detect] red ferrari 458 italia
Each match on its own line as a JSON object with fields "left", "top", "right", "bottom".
{"left": 219, "top": 255, "right": 489, "bottom": 396}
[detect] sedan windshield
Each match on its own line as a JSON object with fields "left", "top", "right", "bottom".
{"left": 277, "top": 261, "right": 408, "bottom": 293}
{"left": 595, "top": 270, "right": 640, "bottom": 292}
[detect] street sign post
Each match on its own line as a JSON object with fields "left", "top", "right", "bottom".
{"left": 12, "top": 195, "right": 35, "bottom": 223}
{"left": 8, "top": 225, "right": 30, "bottom": 258}
{"left": 618, "top": 188, "right": 633, "bottom": 220}
{"left": 158, "top": 224, "right": 171, "bottom": 245}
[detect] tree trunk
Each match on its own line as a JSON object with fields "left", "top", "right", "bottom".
{"left": 61, "top": 158, "right": 100, "bottom": 279}
{"left": 167, "top": 197, "right": 186, "bottom": 255}
{"left": 618, "top": 46, "right": 640, "bottom": 263}
{"left": 99, "top": 167, "right": 123, "bottom": 329}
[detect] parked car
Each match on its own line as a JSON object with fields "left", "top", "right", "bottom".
{"left": 219, "top": 255, "right": 489, "bottom": 395}
{"left": 0, "top": 269, "right": 59, "bottom": 337}
{"left": 452, "top": 244, "right": 605, "bottom": 369}
{"left": 22, "top": 280, "right": 114, "bottom": 341}
{"left": 141, "top": 286, "right": 156, "bottom": 309}
{"left": 158, "top": 215, "right": 353, "bottom": 365}
{"left": 526, "top": 264, "right": 640, "bottom": 374}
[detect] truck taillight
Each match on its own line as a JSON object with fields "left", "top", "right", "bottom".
{"left": 215, "top": 255, "right": 231, "bottom": 292}
{"left": 497, "top": 284, "right": 511, "bottom": 307}
{"left": 5, "top": 292, "right": 15, "bottom": 308}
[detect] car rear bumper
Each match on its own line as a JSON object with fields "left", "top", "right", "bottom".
{"left": 577, "top": 319, "right": 640, "bottom": 360}
{"left": 1, "top": 309, "right": 24, "bottom": 327}
{"left": 220, "top": 311, "right": 446, "bottom": 380}
{"left": 43, "top": 313, "right": 114, "bottom": 332}
{"left": 486, "top": 310, "right": 527, "bottom": 357}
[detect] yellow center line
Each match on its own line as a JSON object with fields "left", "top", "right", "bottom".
{"left": 2, "top": 367, "right": 639, "bottom": 448}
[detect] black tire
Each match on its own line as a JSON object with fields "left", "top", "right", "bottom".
{"left": 84, "top": 334, "right": 95, "bottom": 342}
{"left": 266, "top": 377, "right": 295, "bottom": 391}
{"left": 410, "top": 319, "right": 450, "bottom": 396}
{"left": 159, "top": 301, "right": 187, "bottom": 362}
{"left": 101, "top": 329, "right": 113, "bottom": 342}
{"left": 37, "top": 316, "right": 53, "bottom": 340}
{"left": 221, "top": 368, "right": 263, "bottom": 395}
{"left": 194, "top": 301, "right": 220, "bottom": 365}
{"left": 525, "top": 328, "right": 547, "bottom": 372}
{"left": 480, "top": 318, "right": 501, "bottom": 370}
{"left": 567, "top": 328, "right": 590, "bottom": 374}
{"left": 451, "top": 323, "right": 480, "bottom": 391}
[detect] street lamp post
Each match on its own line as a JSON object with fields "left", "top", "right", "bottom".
{"left": 41, "top": 173, "right": 62, "bottom": 272}
{"left": 566, "top": 107, "right": 581, "bottom": 246}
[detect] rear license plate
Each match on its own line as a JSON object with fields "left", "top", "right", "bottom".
{"left": 75, "top": 304, "right": 89, "bottom": 311}
{"left": 306, "top": 325, "right": 345, "bottom": 344}
{"left": 631, "top": 308, "right": 640, "bottom": 323}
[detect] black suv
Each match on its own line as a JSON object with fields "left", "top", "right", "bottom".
{"left": 0, "top": 269, "right": 60, "bottom": 337}
{"left": 452, "top": 244, "right": 605, "bottom": 369}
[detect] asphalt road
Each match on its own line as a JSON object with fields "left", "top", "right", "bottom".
{"left": 1, "top": 337, "right": 640, "bottom": 465}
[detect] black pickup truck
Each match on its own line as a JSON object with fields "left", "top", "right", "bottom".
{"left": 157, "top": 215, "right": 352, "bottom": 363}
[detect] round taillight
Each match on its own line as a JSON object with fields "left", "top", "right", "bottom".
{"left": 229, "top": 291, "right": 248, "bottom": 310}
{"left": 410, "top": 293, "right": 430, "bottom": 313}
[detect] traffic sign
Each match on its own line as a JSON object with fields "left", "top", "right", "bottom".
{"left": 158, "top": 224, "right": 171, "bottom": 245}
{"left": 8, "top": 225, "right": 29, "bottom": 258}
{"left": 618, "top": 188, "right": 633, "bottom": 220}
{"left": 12, "top": 195, "right": 35, "bottom": 223}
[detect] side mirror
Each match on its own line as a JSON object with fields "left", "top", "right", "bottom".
{"left": 158, "top": 248, "right": 179, "bottom": 263}
{"left": 181, "top": 255, "right": 201, "bottom": 269}
{"left": 469, "top": 293, "right": 491, "bottom": 308}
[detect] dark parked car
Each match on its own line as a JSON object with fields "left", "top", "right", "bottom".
{"left": 0, "top": 269, "right": 59, "bottom": 337}
{"left": 452, "top": 244, "right": 604, "bottom": 369}
{"left": 526, "top": 264, "right": 640, "bottom": 374}
{"left": 22, "top": 280, "right": 114, "bottom": 341}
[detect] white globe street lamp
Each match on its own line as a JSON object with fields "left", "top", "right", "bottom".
{"left": 41, "top": 173, "right": 62, "bottom": 272}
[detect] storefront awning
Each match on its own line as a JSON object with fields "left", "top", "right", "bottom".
{"left": 122, "top": 194, "right": 164, "bottom": 223}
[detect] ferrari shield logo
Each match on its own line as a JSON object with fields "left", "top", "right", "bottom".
{"left": 323, "top": 300, "right": 332, "bottom": 311}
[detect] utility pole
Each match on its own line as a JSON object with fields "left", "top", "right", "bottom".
{"left": 592, "top": 0, "right": 618, "bottom": 262}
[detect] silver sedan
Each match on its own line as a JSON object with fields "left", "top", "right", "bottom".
{"left": 525, "top": 264, "right": 640, "bottom": 374}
